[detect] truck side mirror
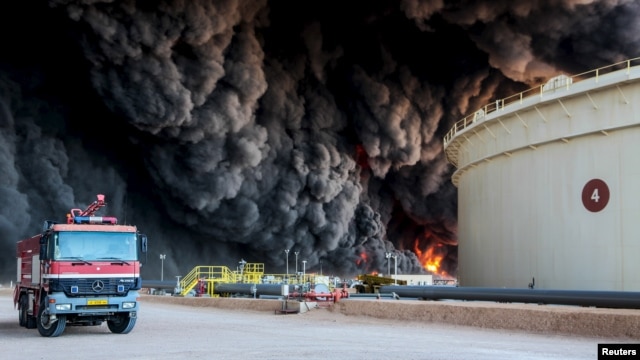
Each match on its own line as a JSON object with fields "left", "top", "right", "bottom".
{"left": 137, "top": 234, "right": 148, "bottom": 265}
{"left": 139, "top": 234, "right": 148, "bottom": 253}
{"left": 39, "top": 235, "right": 48, "bottom": 260}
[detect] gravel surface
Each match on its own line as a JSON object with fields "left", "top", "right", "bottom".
{"left": 1, "top": 288, "right": 638, "bottom": 359}
{"left": 142, "top": 290, "right": 640, "bottom": 339}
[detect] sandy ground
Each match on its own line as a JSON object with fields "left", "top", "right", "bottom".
{"left": 142, "top": 292, "right": 640, "bottom": 339}
{"left": 1, "top": 287, "right": 639, "bottom": 359}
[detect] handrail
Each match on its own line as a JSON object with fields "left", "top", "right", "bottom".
{"left": 179, "top": 265, "right": 237, "bottom": 296}
{"left": 443, "top": 57, "right": 640, "bottom": 148}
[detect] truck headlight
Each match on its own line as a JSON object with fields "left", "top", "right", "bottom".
{"left": 122, "top": 302, "right": 136, "bottom": 309}
{"left": 55, "top": 304, "right": 72, "bottom": 311}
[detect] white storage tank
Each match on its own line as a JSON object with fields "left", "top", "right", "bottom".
{"left": 444, "top": 59, "right": 640, "bottom": 291}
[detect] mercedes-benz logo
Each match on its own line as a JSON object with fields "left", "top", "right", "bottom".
{"left": 92, "top": 280, "right": 105, "bottom": 292}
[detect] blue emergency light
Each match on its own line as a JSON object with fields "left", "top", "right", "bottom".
{"left": 72, "top": 216, "right": 118, "bottom": 224}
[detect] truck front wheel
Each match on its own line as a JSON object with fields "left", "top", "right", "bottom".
{"left": 37, "top": 302, "right": 66, "bottom": 337}
{"left": 107, "top": 314, "right": 136, "bottom": 334}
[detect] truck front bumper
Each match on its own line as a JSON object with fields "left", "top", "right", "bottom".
{"left": 45, "top": 291, "right": 140, "bottom": 316}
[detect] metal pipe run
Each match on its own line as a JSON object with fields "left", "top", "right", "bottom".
{"left": 143, "top": 280, "right": 178, "bottom": 290}
{"left": 347, "top": 293, "right": 400, "bottom": 300}
{"left": 378, "top": 286, "right": 640, "bottom": 309}
{"left": 214, "top": 283, "right": 299, "bottom": 297}
{"left": 214, "top": 284, "right": 350, "bottom": 302}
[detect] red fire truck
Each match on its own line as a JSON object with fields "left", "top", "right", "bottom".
{"left": 13, "top": 194, "right": 148, "bottom": 337}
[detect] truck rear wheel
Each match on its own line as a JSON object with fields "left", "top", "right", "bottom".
{"left": 37, "top": 302, "right": 66, "bottom": 337}
{"left": 19, "top": 294, "right": 36, "bottom": 329}
{"left": 107, "top": 314, "right": 136, "bottom": 334}
{"left": 26, "top": 315, "right": 37, "bottom": 329}
{"left": 18, "top": 295, "right": 27, "bottom": 327}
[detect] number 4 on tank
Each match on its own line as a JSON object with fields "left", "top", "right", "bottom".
{"left": 581, "top": 179, "right": 609, "bottom": 213}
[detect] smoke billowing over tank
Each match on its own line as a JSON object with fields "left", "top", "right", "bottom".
{"left": 0, "top": 0, "right": 638, "bottom": 282}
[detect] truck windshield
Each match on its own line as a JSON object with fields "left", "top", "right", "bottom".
{"left": 53, "top": 231, "right": 138, "bottom": 261}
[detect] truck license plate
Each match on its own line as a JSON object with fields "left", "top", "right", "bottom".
{"left": 87, "top": 299, "right": 108, "bottom": 305}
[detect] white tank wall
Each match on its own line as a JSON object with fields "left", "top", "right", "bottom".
{"left": 447, "top": 66, "right": 640, "bottom": 290}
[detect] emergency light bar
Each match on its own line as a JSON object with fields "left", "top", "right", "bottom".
{"left": 72, "top": 216, "right": 118, "bottom": 225}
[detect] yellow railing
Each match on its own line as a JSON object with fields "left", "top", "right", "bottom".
{"left": 235, "top": 262, "right": 265, "bottom": 283}
{"left": 443, "top": 57, "right": 640, "bottom": 148}
{"left": 258, "top": 273, "right": 320, "bottom": 285}
{"left": 179, "top": 265, "right": 238, "bottom": 296}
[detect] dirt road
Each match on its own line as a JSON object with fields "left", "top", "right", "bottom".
{"left": 0, "top": 288, "right": 636, "bottom": 359}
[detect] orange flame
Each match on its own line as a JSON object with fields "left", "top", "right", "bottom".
{"left": 414, "top": 241, "right": 448, "bottom": 276}
{"left": 355, "top": 251, "right": 369, "bottom": 266}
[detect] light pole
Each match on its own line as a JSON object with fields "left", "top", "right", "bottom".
{"left": 159, "top": 254, "right": 166, "bottom": 281}
{"left": 239, "top": 259, "right": 246, "bottom": 282}
{"left": 392, "top": 255, "right": 398, "bottom": 285}
{"left": 295, "top": 251, "right": 299, "bottom": 275}
{"left": 320, "top": 260, "right": 323, "bottom": 276}
{"left": 284, "top": 249, "right": 290, "bottom": 279}
{"left": 385, "top": 252, "right": 392, "bottom": 276}
{"left": 302, "top": 260, "right": 307, "bottom": 282}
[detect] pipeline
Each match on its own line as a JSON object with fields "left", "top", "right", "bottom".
{"left": 142, "top": 281, "right": 297, "bottom": 296}
{"left": 143, "top": 280, "right": 179, "bottom": 290}
{"left": 378, "top": 285, "right": 640, "bottom": 309}
{"left": 214, "top": 283, "right": 350, "bottom": 302}
{"left": 214, "top": 283, "right": 299, "bottom": 297}
{"left": 347, "top": 293, "right": 400, "bottom": 300}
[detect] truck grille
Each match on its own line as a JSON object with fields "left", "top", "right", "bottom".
{"left": 52, "top": 278, "right": 139, "bottom": 296}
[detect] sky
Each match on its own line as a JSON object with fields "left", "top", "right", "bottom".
{"left": 1, "top": 0, "right": 638, "bottom": 282}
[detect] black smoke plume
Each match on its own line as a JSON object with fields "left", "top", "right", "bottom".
{"left": 1, "top": 0, "right": 638, "bottom": 282}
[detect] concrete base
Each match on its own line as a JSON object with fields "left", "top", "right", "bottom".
{"left": 142, "top": 295, "right": 325, "bottom": 315}
{"left": 274, "top": 300, "right": 318, "bottom": 314}
{"left": 298, "top": 301, "right": 317, "bottom": 313}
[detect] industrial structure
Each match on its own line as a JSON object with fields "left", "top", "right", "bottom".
{"left": 174, "top": 262, "right": 348, "bottom": 301}
{"left": 145, "top": 264, "right": 640, "bottom": 309}
{"left": 443, "top": 58, "right": 640, "bottom": 291}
